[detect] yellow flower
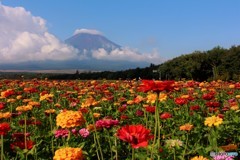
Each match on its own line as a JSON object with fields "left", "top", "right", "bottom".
{"left": 190, "top": 156, "right": 208, "bottom": 160}
{"left": 235, "top": 95, "right": 240, "bottom": 99}
{"left": 204, "top": 115, "right": 223, "bottom": 127}
{"left": 16, "top": 105, "right": 33, "bottom": 112}
{"left": 56, "top": 110, "right": 85, "bottom": 128}
{"left": 179, "top": 123, "right": 193, "bottom": 131}
{"left": 159, "top": 93, "right": 167, "bottom": 102}
{"left": 53, "top": 147, "right": 83, "bottom": 160}
{"left": 40, "top": 93, "right": 54, "bottom": 101}
{"left": 147, "top": 93, "right": 157, "bottom": 104}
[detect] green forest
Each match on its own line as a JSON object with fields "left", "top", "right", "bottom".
{"left": 1, "top": 45, "right": 240, "bottom": 81}
{"left": 49, "top": 45, "right": 240, "bottom": 81}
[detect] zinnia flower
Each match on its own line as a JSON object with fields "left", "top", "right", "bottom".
{"left": 117, "top": 124, "right": 152, "bottom": 149}
{"left": 146, "top": 93, "right": 158, "bottom": 104}
{"left": 179, "top": 123, "right": 194, "bottom": 131}
{"left": 10, "top": 140, "right": 35, "bottom": 150}
{"left": 16, "top": 105, "right": 33, "bottom": 112}
{"left": 0, "top": 122, "right": 11, "bottom": 135}
{"left": 204, "top": 115, "right": 223, "bottom": 127}
{"left": 54, "top": 129, "right": 69, "bottom": 138}
{"left": 213, "top": 154, "right": 234, "bottom": 160}
{"left": 220, "top": 144, "right": 238, "bottom": 151}
{"left": 56, "top": 110, "right": 85, "bottom": 128}
{"left": 79, "top": 128, "right": 90, "bottom": 138}
{"left": 138, "top": 80, "right": 175, "bottom": 93}
{"left": 53, "top": 147, "right": 83, "bottom": 160}
{"left": 160, "top": 112, "right": 172, "bottom": 120}
{"left": 0, "top": 112, "right": 12, "bottom": 119}
{"left": 165, "top": 139, "right": 183, "bottom": 148}
{"left": 174, "top": 97, "right": 188, "bottom": 105}
{"left": 95, "top": 118, "right": 119, "bottom": 129}
{"left": 0, "top": 102, "right": 5, "bottom": 110}
{"left": 190, "top": 156, "right": 209, "bottom": 160}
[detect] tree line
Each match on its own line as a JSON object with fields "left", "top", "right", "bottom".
{"left": 48, "top": 45, "right": 240, "bottom": 81}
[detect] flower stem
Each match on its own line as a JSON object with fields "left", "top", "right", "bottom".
{"left": 132, "top": 148, "right": 135, "bottom": 160}
{"left": 90, "top": 109, "right": 104, "bottom": 160}
{"left": 24, "top": 115, "right": 27, "bottom": 150}
{"left": 1, "top": 135, "right": 3, "bottom": 160}
{"left": 114, "top": 136, "right": 118, "bottom": 160}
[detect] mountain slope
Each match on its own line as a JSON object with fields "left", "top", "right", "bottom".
{"left": 65, "top": 33, "right": 121, "bottom": 53}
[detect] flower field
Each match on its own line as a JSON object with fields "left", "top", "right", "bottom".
{"left": 0, "top": 79, "right": 239, "bottom": 160}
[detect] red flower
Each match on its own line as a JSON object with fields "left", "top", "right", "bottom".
{"left": 145, "top": 106, "right": 156, "bottom": 113}
{"left": 160, "top": 112, "right": 172, "bottom": 120}
{"left": 139, "top": 80, "right": 175, "bottom": 93}
{"left": 0, "top": 122, "right": 11, "bottom": 135}
{"left": 206, "top": 101, "right": 220, "bottom": 108}
{"left": 0, "top": 102, "right": 5, "bottom": 110}
{"left": 10, "top": 140, "right": 35, "bottom": 150}
{"left": 174, "top": 98, "right": 188, "bottom": 105}
{"left": 120, "top": 114, "right": 129, "bottom": 120}
{"left": 190, "top": 105, "right": 200, "bottom": 111}
{"left": 117, "top": 124, "right": 152, "bottom": 148}
{"left": 135, "top": 110, "right": 144, "bottom": 116}
{"left": 202, "top": 93, "right": 215, "bottom": 100}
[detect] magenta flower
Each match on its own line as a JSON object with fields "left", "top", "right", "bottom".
{"left": 95, "top": 118, "right": 119, "bottom": 129}
{"left": 54, "top": 129, "right": 69, "bottom": 138}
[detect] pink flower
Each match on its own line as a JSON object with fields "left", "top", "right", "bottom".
{"left": 54, "top": 129, "right": 69, "bottom": 138}
{"left": 79, "top": 128, "right": 89, "bottom": 138}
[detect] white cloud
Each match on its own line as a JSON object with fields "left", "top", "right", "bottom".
{"left": 0, "top": 4, "right": 79, "bottom": 64}
{"left": 74, "top": 28, "right": 102, "bottom": 36}
{"left": 92, "top": 47, "right": 163, "bottom": 64}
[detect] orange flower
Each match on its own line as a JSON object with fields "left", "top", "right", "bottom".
{"left": 86, "top": 124, "right": 95, "bottom": 131}
{"left": 44, "top": 109, "right": 56, "bottom": 116}
{"left": 190, "top": 156, "right": 208, "bottom": 160}
{"left": 0, "top": 112, "right": 12, "bottom": 119}
{"left": 56, "top": 110, "right": 85, "bottom": 128}
{"left": 81, "top": 97, "right": 99, "bottom": 108}
{"left": 220, "top": 144, "right": 238, "bottom": 151}
{"left": 93, "top": 113, "right": 101, "bottom": 118}
{"left": 53, "top": 147, "right": 83, "bottom": 160}
{"left": 28, "top": 101, "right": 40, "bottom": 107}
{"left": 16, "top": 105, "right": 33, "bottom": 112}
{"left": 179, "top": 123, "right": 193, "bottom": 131}
{"left": 134, "top": 95, "right": 145, "bottom": 104}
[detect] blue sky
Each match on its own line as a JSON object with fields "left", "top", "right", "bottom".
{"left": 1, "top": 0, "right": 240, "bottom": 63}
